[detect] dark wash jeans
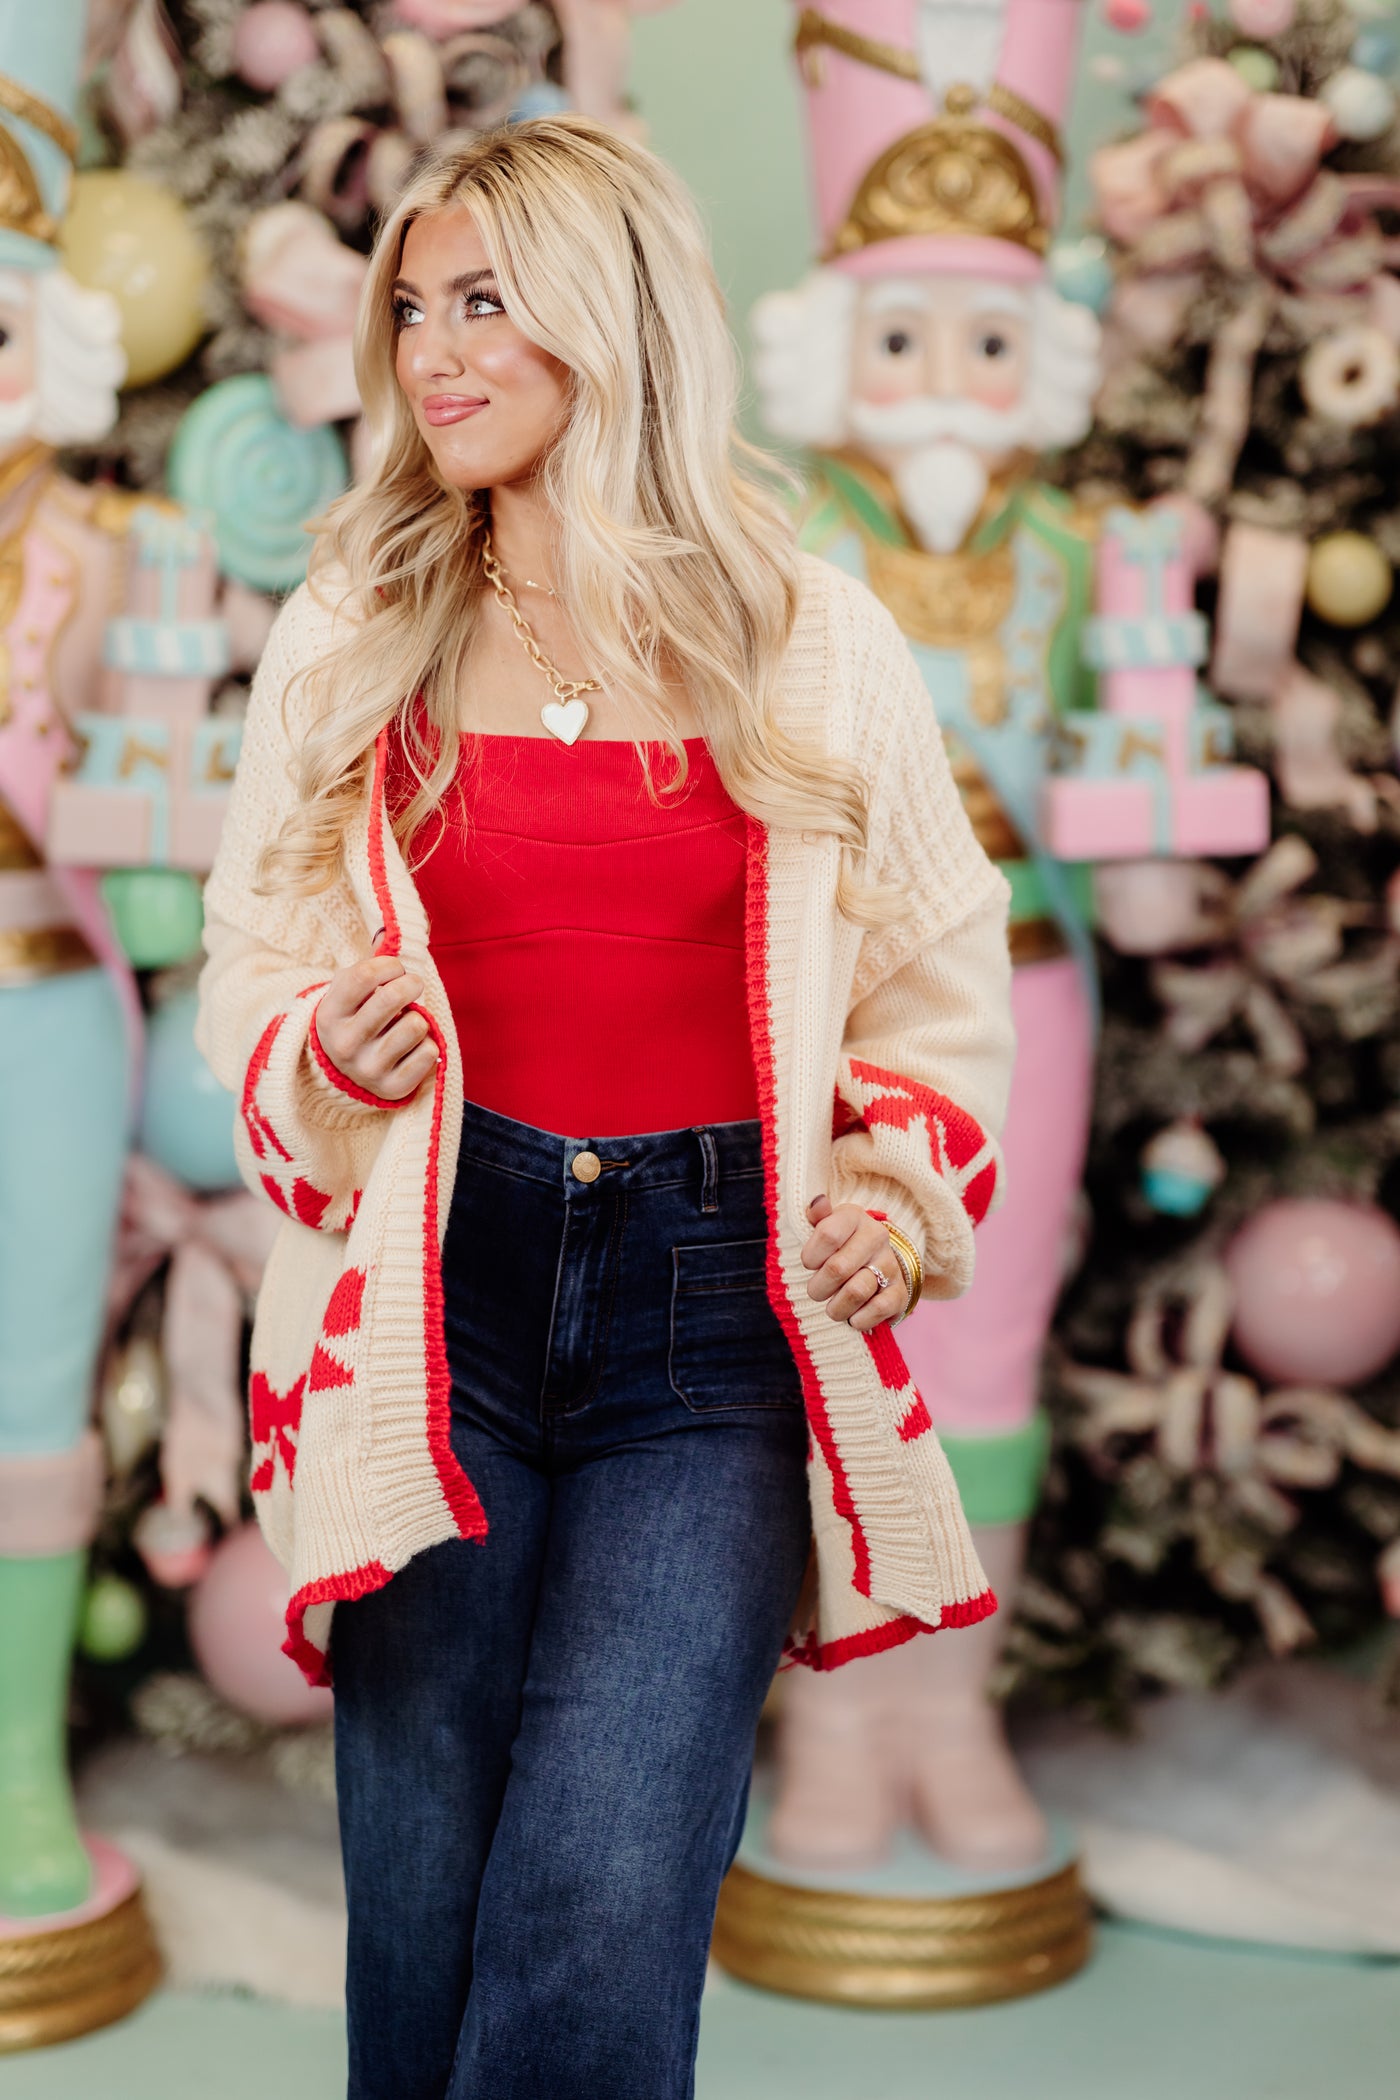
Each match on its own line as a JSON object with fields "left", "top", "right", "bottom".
{"left": 332, "top": 1097, "right": 811, "bottom": 2100}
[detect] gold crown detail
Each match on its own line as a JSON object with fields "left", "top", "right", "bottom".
{"left": 0, "top": 74, "right": 79, "bottom": 246}
{"left": 829, "top": 84, "right": 1048, "bottom": 261}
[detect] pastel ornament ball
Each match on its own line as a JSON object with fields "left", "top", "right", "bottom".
{"left": 188, "top": 1524, "right": 335, "bottom": 1726}
{"left": 231, "top": 1, "right": 320, "bottom": 90}
{"left": 101, "top": 868, "right": 205, "bottom": 969}
{"left": 140, "top": 990, "right": 239, "bottom": 1195}
{"left": 1306, "top": 532, "right": 1394, "bottom": 628}
{"left": 79, "top": 1574, "right": 149, "bottom": 1664}
{"left": 1226, "top": 1198, "right": 1400, "bottom": 1387}
{"left": 59, "top": 171, "right": 210, "bottom": 389}
{"left": 1322, "top": 65, "right": 1397, "bottom": 142}
{"left": 1229, "top": 46, "right": 1280, "bottom": 91}
{"left": 1228, "top": 0, "right": 1296, "bottom": 34}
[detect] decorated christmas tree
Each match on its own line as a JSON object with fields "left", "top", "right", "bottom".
{"left": 1018, "top": 0, "right": 1400, "bottom": 1720}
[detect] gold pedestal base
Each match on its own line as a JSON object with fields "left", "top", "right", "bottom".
{"left": 0, "top": 1890, "right": 162, "bottom": 2053}
{"left": 712, "top": 1858, "right": 1092, "bottom": 2009}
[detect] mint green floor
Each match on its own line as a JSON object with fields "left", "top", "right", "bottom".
{"left": 7, "top": 1923, "right": 1399, "bottom": 2100}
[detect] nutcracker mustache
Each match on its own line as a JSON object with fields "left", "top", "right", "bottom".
{"left": 848, "top": 394, "right": 1033, "bottom": 453}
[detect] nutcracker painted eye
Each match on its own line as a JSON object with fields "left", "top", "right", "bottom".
{"left": 882, "top": 329, "right": 916, "bottom": 356}
{"left": 977, "top": 332, "right": 1010, "bottom": 359}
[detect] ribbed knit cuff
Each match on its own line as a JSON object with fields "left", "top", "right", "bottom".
{"left": 938, "top": 1413, "right": 1051, "bottom": 1528}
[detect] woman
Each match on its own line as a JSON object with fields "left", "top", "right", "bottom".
{"left": 197, "top": 116, "right": 1014, "bottom": 2100}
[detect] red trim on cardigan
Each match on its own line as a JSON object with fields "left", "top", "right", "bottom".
{"left": 283, "top": 1558, "right": 394, "bottom": 1688}
{"left": 367, "top": 729, "right": 402, "bottom": 958}
{"left": 783, "top": 1588, "right": 998, "bottom": 1672}
{"left": 309, "top": 1003, "right": 402, "bottom": 1112}
{"left": 743, "top": 815, "right": 872, "bottom": 1599}
{"left": 365, "top": 725, "right": 487, "bottom": 1548}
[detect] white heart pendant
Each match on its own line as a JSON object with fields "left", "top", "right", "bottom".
{"left": 541, "top": 698, "right": 590, "bottom": 747}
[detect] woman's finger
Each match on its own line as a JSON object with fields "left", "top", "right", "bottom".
{"left": 342, "top": 974, "right": 424, "bottom": 1053}
{"left": 363, "top": 1010, "right": 431, "bottom": 1075}
{"left": 846, "top": 1270, "right": 904, "bottom": 1331}
{"left": 374, "top": 1037, "right": 439, "bottom": 1102}
{"left": 805, "top": 1218, "right": 885, "bottom": 1302}
{"left": 320, "top": 955, "right": 405, "bottom": 1024}
{"left": 823, "top": 1262, "right": 884, "bottom": 1325}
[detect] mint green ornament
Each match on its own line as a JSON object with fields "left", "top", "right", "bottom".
{"left": 169, "top": 374, "right": 349, "bottom": 593}
{"left": 1229, "top": 46, "right": 1281, "bottom": 92}
{"left": 102, "top": 868, "right": 205, "bottom": 968}
{"left": 1049, "top": 236, "right": 1114, "bottom": 314}
{"left": 79, "top": 1574, "right": 148, "bottom": 1663}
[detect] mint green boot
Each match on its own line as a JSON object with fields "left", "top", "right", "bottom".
{"left": 0, "top": 1552, "right": 93, "bottom": 1918}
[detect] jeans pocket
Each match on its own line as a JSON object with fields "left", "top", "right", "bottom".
{"left": 668, "top": 1238, "right": 803, "bottom": 1413}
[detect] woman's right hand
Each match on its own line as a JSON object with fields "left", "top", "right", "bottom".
{"left": 315, "top": 956, "right": 439, "bottom": 1103}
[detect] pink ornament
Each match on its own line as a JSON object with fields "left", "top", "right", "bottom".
{"left": 391, "top": 0, "right": 521, "bottom": 35}
{"left": 231, "top": 1, "right": 320, "bottom": 92}
{"left": 1228, "top": 0, "right": 1296, "bottom": 35}
{"left": 1103, "top": 0, "right": 1152, "bottom": 31}
{"left": 188, "top": 1523, "right": 334, "bottom": 1725}
{"left": 1226, "top": 1199, "right": 1400, "bottom": 1387}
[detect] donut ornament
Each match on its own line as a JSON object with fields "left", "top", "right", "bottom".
{"left": 1301, "top": 325, "right": 1400, "bottom": 429}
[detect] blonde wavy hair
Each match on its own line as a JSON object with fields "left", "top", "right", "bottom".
{"left": 258, "top": 115, "right": 891, "bottom": 925}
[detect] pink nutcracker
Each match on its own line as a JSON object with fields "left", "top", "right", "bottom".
{"left": 750, "top": 0, "right": 1267, "bottom": 1878}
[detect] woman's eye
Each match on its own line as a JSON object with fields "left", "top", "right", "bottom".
{"left": 881, "top": 330, "right": 915, "bottom": 357}
{"left": 394, "top": 300, "right": 424, "bottom": 328}
{"left": 464, "top": 293, "right": 504, "bottom": 319}
{"left": 976, "top": 332, "right": 1010, "bottom": 360}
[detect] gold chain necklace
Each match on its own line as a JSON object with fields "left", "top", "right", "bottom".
{"left": 481, "top": 530, "right": 600, "bottom": 747}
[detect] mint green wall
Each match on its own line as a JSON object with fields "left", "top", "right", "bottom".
{"left": 630, "top": 0, "right": 1194, "bottom": 411}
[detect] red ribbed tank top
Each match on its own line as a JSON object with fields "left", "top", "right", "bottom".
{"left": 388, "top": 731, "right": 759, "bottom": 1137}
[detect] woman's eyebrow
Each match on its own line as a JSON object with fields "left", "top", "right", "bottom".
{"left": 391, "top": 271, "right": 499, "bottom": 299}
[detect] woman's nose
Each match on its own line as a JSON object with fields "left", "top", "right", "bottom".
{"left": 407, "top": 318, "right": 465, "bottom": 382}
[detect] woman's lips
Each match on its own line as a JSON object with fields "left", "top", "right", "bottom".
{"left": 422, "top": 396, "right": 487, "bottom": 426}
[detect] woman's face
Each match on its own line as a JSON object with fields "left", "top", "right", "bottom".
{"left": 393, "top": 207, "right": 570, "bottom": 493}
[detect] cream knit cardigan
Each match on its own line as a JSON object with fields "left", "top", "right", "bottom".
{"left": 196, "top": 552, "right": 1015, "bottom": 1684}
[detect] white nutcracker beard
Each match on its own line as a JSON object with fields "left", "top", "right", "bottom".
{"left": 849, "top": 397, "right": 1032, "bottom": 553}
{"left": 0, "top": 391, "right": 38, "bottom": 443}
{"left": 0, "top": 269, "right": 127, "bottom": 448}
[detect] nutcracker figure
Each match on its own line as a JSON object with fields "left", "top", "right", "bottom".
{"left": 750, "top": 0, "right": 1268, "bottom": 1878}
{"left": 0, "top": 2, "right": 159, "bottom": 2043}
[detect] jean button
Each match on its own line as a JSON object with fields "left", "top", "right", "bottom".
{"left": 571, "top": 1149, "right": 602, "bottom": 1184}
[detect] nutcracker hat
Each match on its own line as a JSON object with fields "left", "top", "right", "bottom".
{"left": 793, "top": 0, "right": 1085, "bottom": 282}
{"left": 0, "top": 0, "right": 84, "bottom": 271}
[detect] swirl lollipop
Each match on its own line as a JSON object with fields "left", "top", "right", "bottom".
{"left": 168, "top": 374, "right": 349, "bottom": 593}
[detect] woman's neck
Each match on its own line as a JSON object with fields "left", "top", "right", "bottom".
{"left": 486, "top": 479, "right": 558, "bottom": 593}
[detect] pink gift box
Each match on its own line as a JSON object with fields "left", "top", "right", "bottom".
{"left": 47, "top": 782, "right": 153, "bottom": 865}
{"left": 1097, "top": 529, "right": 1195, "bottom": 622}
{"left": 123, "top": 518, "right": 221, "bottom": 624}
{"left": 1042, "top": 768, "right": 1271, "bottom": 861}
{"left": 101, "top": 669, "right": 217, "bottom": 722}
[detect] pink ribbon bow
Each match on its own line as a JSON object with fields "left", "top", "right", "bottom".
{"left": 1149, "top": 834, "right": 1396, "bottom": 1076}
{"left": 1093, "top": 56, "right": 1400, "bottom": 505}
{"left": 1060, "top": 1262, "right": 1400, "bottom": 1652}
{"left": 107, "top": 1155, "right": 281, "bottom": 1525}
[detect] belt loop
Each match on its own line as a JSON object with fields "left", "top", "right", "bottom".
{"left": 695, "top": 1127, "right": 720, "bottom": 1214}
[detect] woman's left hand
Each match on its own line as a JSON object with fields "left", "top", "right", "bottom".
{"left": 801, "top": 1195, "right": 909, "bottom": 1331}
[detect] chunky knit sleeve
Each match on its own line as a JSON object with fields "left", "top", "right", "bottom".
{"left": 826, "top": 593, "right": 1016, "bottom": 1299}
{"left": 196, "top": 582, "right": 393, "bottom": 1232}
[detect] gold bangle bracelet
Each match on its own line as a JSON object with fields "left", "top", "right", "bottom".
{"left": 884, "top": 1223, "right": 923, "bottom": 1320}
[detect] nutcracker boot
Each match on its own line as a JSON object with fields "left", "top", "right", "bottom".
{"left": 0, "top": 1536, "right": 93, "bottom": 1916}
{"left": 903, "top": 1519, "right": 1047, "bottom": 1871}
{"left": 769, "top": 1643, "right": 908, "bottom": 1870}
